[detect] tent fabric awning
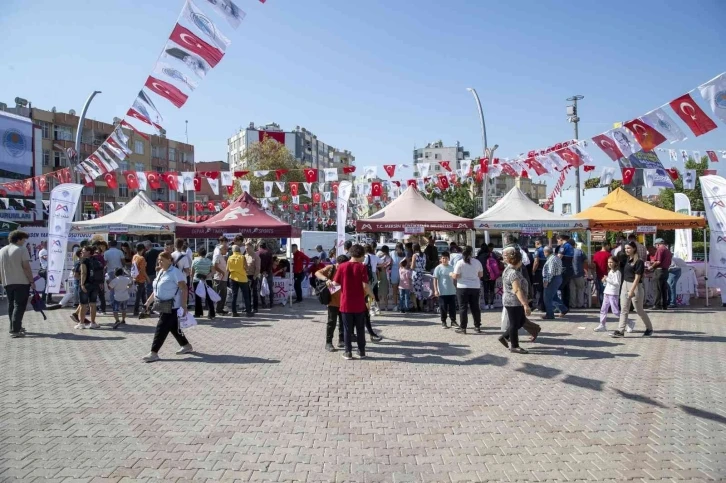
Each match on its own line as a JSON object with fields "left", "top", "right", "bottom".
{"left": 474, "top": 187, "right": 588, "bottom": 232}
{"left": 574, "top": 188, "right": 706, "bottom": 230}
{"left": 356, "top": 186, "right": 473, "bottom": 232}
{"left": 70, "top": 191, "right": 192, "bottom": 234}
{"left": 175, "top": 192, "right": 295, "bottom": 238}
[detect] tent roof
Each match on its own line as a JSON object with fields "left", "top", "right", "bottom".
{"left": 356, "top": 185, "right": 472, "bottom": 232}
{"left": 70, "top": 191, "right": 192, "bottom": 234}
{"left": 175, "top": 192, "right": 297, "bottom": 238}
{"left": 474, "top": 187, "right": 588, "bottom": 232}
{"left": 574, "top": 188, "right": 706, "bottom": 230}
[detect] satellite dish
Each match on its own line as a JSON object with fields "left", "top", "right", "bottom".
{"left": 69, "top": 109, "right": 76, "bottom": 116}
{"left": 113, "top": 117, "right": 121, "bottom": 124}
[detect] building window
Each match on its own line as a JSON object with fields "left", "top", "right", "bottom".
{"left": 119, "top": 161, "right": 130, "bottom": 171}
{"left": 134, "top": 140, "right": 144, "bottom": 155}
{"left": 151, "top": 145, "right": 160, "bottom": 158}
{"left": 562, "top": 203, "right": 572, "bottom": 215}
{"left": 118, "top": 183, "right": 128, "bottom": 198}
{"left": 53, "top": 151, "right": 64, "bottom": 167}
{"left": 53, "top": 124, "right": 73, "bottom": 141}
{"left": 434, "top": 153, "right": 441, "bottom": 160}
{"left": 424, "top": 152, "right": 430, "bottom": 159}
{"left": 38, "top": 121, "right": 51, "bottom": 139}
{"left": 43, "top": 150, "right": 50, "bottom": 166}
{"left": 135, "top": 162, "right": 145, "bottom": 172}
{"left": 168, "top": 147, "right": 176, "bottom": 161}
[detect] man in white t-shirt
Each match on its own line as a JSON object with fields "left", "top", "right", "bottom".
{"left": 172, "top": 239, "right": 191, "bottom": 276}
{"left": 213, "top": 244, "right": 229, "bottom": 314}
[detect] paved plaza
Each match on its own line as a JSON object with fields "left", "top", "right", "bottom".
{"left": 1, "top": 299, "right": 725, "bottom": 482}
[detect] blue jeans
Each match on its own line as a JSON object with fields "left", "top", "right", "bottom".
{"left": 544, "top": 275, "right": 567, "bottom": 318}
{"left": 399, "top": 289, "right": 410, "bottom": 311}
{"left": 667, "top": 268, "right": 682, "bottom": 306}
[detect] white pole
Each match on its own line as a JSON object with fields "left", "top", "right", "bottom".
{"left": 704, "top": 228, "right": 709, "bottom": 307}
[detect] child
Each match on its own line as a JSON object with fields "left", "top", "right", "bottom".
{"left": 596, "top": 256, "right": 621, "bottom": 332}
{"left": 433, "top": 251, "right": 457, "bottom": 329}
{"left": 398, "top": 259, "right": 412, "bottom": 313}
{"left": 108, "top": 267, "right": 132, "bottom": 329}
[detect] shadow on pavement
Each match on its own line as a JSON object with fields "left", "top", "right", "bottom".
{"left": 526, "top": 346, "right": 640, "bottom": 360}
{"left": 534, "top": 336, "right": 623, "bottom": 348}
{"left": 611, "top": 388, "right": 667, "bottom": 408}
{"left": 167, "top": 353, "right": 280, "bottom": 365}
{"left": 562, "top": 374, "right": 605, "bottom": 391}
{"left": 26, "top": 332, "right": 126, "bottom": 341}
{"left": 679, "top": 405, "right": 726, "bottom": 426}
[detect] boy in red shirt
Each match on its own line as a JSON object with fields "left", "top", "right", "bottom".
{"left": 291, "top": 244, "right": 310, "bottom": 303}
{"left": 333, "top": 244, "right": 374, "bottom": 360}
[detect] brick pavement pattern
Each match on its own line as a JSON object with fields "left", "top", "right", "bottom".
{"left": 1, "top": 300, "right": 725, "bottom": 482}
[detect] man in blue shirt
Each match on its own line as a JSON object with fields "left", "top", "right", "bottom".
{"left": 556, "top": 234, "right": 574, "bottom": 310}
{"left": 568, "top": 239, "right": 588, "bottom": 308}
{"left": 531, "top": 238, "right": 547, "bottom": 311}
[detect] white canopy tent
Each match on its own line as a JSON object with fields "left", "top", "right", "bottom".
{"left": 474, "top": 187, "right": 589, "bottom": 232}
{"left": 70, "top": 191, "right": 193, "bottom": 234}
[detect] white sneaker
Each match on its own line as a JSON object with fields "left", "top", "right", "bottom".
{"left": 74, "top": 323, "right": 85, "bottom": 330}
{"left": 89, "top": 322, "right": 100, "bottom": 329}
{"left": 593, "top": 325, "right": 607, "bottom": 332}
{"left": 142, "top": 352, "right": 160, "bottom": 363}
{"left": 83, "top": 323, "right": 91, "bottom": 329}
{"left": 626, "top": 320, "right": 635, "bottom": 333}
{"left": 176, "top": 344, "right": 194, "bottom": 354}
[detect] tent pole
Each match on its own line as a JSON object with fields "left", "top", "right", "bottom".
{"left": 704, "top": 227, "right": 709, "bottom": 307}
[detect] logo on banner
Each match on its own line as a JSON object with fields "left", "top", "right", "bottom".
{"left": 717, "top": 236, "right": 726, "bottom": 243}
{"left": 61, "top": 190, "right": 70, "bottom": 198}
{"left": 51, "top": 239, "right": 62, "bottom": 247}
{"left": 55, "top": 204, "right": 69, "bottom": 212}
{"left": 710, "top": 200, "right": 725, "bottom": 209}
{"left": 574, "top": 223, "right": 584, "bottom": 228}
{"left": 361, "top": 224, "right": 372, "bottom": 230}
{"left": 2, "top": 129, "right": 26, "bottom": 157}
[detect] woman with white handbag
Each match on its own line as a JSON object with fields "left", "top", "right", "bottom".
{"left": 142, "top": 252, "right": 193, "bottom": 363}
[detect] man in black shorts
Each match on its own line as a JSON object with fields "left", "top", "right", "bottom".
{"left": 78, "top": 246, "right": 100, "bottom": 329}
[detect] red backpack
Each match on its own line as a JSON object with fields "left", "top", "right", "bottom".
{"left": 486, "top": 255, "right": 502, "bottom": 280}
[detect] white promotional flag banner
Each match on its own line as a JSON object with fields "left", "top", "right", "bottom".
{"left": 643, "top": 169, "right": 656, "bottom": 188}
{"left": 203, "top": 0, "right": 245, "bottom": 29}
{"left": 275, "top": 181, "right": 285, "bottom": 193}
{"left": 362, "top": 166, "right": 377, "bottom": 179}
{"left": 418, "top": 163, "right": 431, "bottom": 178}
{"left": 700, "top": 175, "right": 726, "bottom": 297}
{"left": 208, "top": 178, "right": 220, "bottom": 196}
{"left": 683, "top": 170, "right": 696, "bottom": 190}
{"left": 137, "top": 172, "right": 148, "bottom": 191}
{"left": 183, "top": 0, "right": 231, "bottom": 51}
{"left": 323, "top": 191, "right": 331, "bottom": 202}
{"left": 669, "top": 149, "right": 679, "bottom": 162}
{"left": 673, "top": 193, "right": 693, "bottom": 261}
{"left": 46, "top": 183, "right": 84, "bottom": 294}
{"left": 263, "top": 181, "right": 273, "bottom": 197}
{"left": 221, "top": 171, "right": 233, "bottom": 186}
{"left": 336, "top": 181, "right": 352, "bottom": 256}
{"left": 182, "top": 172, "right": 195, "bottom": 191}
{"left": 698, "top": 72, "right": 726, "bottom": 125}
{"left": 318, "top": 182, "right": 325, "bottom": 193}
{"left": 599, "top": 167, "right": 615, "bottom": 187}
{"left": 239, "top": 180, "right": 250, "bottom": 193}
{"left": 610, "top": 128, "right": 639, "bottom": 157}
{"left": 177, "top": 175, "right": 185, "bottom": 193}
{"left": 303, "top": 183, "right": 312, "bottom": 195}
{"left": 460, "top": 159, "right": 471, "bottom": 176}
{"left": 571, "top": 144, "right": 595, "bottom": 165}
{"left": 642, "top": 108, "right": 688, "bottom": 143}
{"left": 324, "top": 168, "right": 338, "bottom": 182}
{"left": 153, "top": 61, "right": 199, "bottom": 91}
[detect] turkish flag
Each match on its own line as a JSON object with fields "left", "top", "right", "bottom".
{"left": 304, "top": 168, "right": 318, "bottom": 182}
{"left": 383, "top": 164, "right": 396, "bottom": 178}
{"left": 280, "top": 195, "right": 288, "bottom": 202}
{"left": 193, "top": 174, "right": 202, "bottom": 192}
{"left": 303, "top": 203, "right": 310, "bottom": 211}
{"left": 275, "top": 169, "right": 288, "bottom": 180}
{"left": 226, "top": 185, "right": 234, "bottom": 194}
{"left": 59, "top": 168, "right": 72, "bottom": 183}
{"left": 221, "top": 201, "right": 229, "bottom": 209}
{"left": 342, "top": 166, "right": 356, "bottom": 174}
{"left": 500, "top": 163, "right": 517, "bottom": 177}
{"left": 371, "top": 182, "right": 382, "bottom": 197}
{"left": 127, "top": 108, "right": 162, "bottom": 130}
{"left": 407, "top": 179, "right": 417, "bottom": 188}
{"left": 156, "top": 202, "right": 165, "bottom": 210}
{"left": 199, "top": 171, "right": 218, "bottom": 179}
{"left": 591, "top": 134, "right": 624, "bottom": 162}
{"left": 89, "top": 155, "right": 108, "bottom": 174}
{"left": 557, "top": 148, "right": 584, "bottom": 168}
{"left": 21, "top": 179, "right": 32, "bottom": 196}
{"left": 92, "top": 202, "right": 101, "bottom": 212}
{"left": 322, "top": 201, "right": 329, "bottom": 211}
{"left": 329, "top": 201, "right": 336, "bottom": 209}
{"left": 181, "top": 202, "right": 188, "bottom": 211}
{"left": 103, "top": 172, "right": 118, "bottom": 189}
{"left": 124, "top": 171, "right": 140, "bottom": 189}
{"left": 146, "top": 171, "right": 161, "bottom": 189}
{"left": 163, "top": 172, "right": 178, "bottom": 191}
{"left": 36, "top": 176, "right": 48, "bottom": 192}
{"left": 145, "top": 76, "right": 188, "bottom": 108}
{"left": 704, "top": 169, "right": 718, "bottom": 175}
{"left": 120, "top": 119, "right": 149, "bottom": 141}
{"left": 583, "top": 165, "right": 595, "bottom": 172}
{"left": 206, "top": 201, "right": 215, "bottom": 211}
{"left": 169, "top": 23, "right": 223, "bottom": 67}
{"left": 331, "top": 182, "right": 339, "bottom": 195}
{"left": 194, "top": 202, "right": 203, "bottom": 212}
{"left": 707, "top": 150, "right": 719, "bottom": 162}
{"left": 289, "top": 182, "right": 299, "bottom": 196}
{"left": 293, "top": 204, "right": 300, "bottom": 212}
{"left": 666, "top": 168, "right": 679, "bottom": 181}
{"left": 669, "top": 93, "right": 717, "bottom": 137}
{"left": 480, "top": 157, "right": 489, "bottom": 174}
{"left": 622, "top": 167, "right": 635, "bottom": 185}
{"left": 527, "top": 157, "right": 548, "bottom": 176}
{"left": 233, "top": 170, "right": 249, "bottom": 178}
{"left": 168, "top": 202, "right": 177, "bottom": 212}
{"left": 437, "top": 175, "right": 450, "bottom": 190}
{"left": 313, "top": 192, "right": 321, "bottom": 203}
{"left": 624, "top": 119, "right": 667, "bottom": 150}
{"left": 520, "top": 170, "right": 529, "bottom": 179}
{"left": 439, "top": 161, "right": 452, "bottom": 172}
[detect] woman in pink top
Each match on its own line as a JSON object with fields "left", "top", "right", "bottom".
{"left": 398, "top": 259, "right": 412, "bottom": 313}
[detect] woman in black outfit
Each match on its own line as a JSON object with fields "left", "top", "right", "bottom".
{"left": 498, "top": 249, "right": 531, "bottom": 354}
{"left": 476, "top": 243, "right": 496, "bottom": 309}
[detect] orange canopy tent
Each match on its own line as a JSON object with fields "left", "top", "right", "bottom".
{"left": 574, "top": 188, "right": 706, "bottom": 230}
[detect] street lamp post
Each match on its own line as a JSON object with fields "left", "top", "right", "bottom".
{"left": 566, "top": 95, "right": 584, "bottom": 214}
{"left": 466, "top": 87, "right": 497, "bottom": 243}
{"left": 73, "top": 90, "right": 102, "bottom": 221}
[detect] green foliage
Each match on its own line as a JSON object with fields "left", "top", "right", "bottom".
{"left": 230, "top": 138, "right": 307, "bottom": 201}
{"left": 656, "top": 156, "right": 708, "bottom": 213}
{"left": 425, "top": 181, "right": 482, "bottom": 219}
{"left": 585, "top": 177, "right": 622, "bottom": 191}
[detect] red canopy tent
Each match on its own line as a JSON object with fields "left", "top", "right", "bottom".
{"left": 176, "top": 192, "right": 300, "bottom": 238}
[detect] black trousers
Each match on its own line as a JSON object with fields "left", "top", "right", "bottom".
{"left": 439, "top": 294, "right": 456, "bottom": 323}
{"left": 326, "top": 305, "right": 344, "bottom": 343}
{"left": 248, "top": 276, "right": 259, "bottom": 311}
{"left": 560, "top": 271, "right": 572, "bottom": 309}
{"left": 653, "top": 268, "right": 669, "bottom": 309}
{"left": 6, "top": 284, "right": 30, "bottom": 333}
{"left": 193, "top": 280, "right": 216, "bottom": 318}
{"left": 482, "top": 280, "right": 496, "bottom": 305}
{"left": 133, "top": 281, "right": 147, "bottom": 315}
{"left": 230, "top": 280, "right": 251, "bottom": 314}
{"left": 293, "top": 272, "right": 305, "bottom": 302}
{"left": 504, "top": 305, "right": 526, "bottom": 349}
{"left": 457, "top": 287, "right": 481, "bottom": 329}
{"left": 533, "top": 268, "right": 545, "bottom": 310}
{"left": 342, "top": 312, "right": 366, "bottom": 354}
{"left": 151, "top": 310, "right": 189, "bottom": 353}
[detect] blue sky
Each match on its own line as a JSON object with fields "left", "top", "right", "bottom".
{"left": 2, "top": 0, "right": 725, "bottom": 190}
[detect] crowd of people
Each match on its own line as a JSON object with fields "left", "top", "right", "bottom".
{"left": 0, "top": 228, "right": 685, "bottom": 358}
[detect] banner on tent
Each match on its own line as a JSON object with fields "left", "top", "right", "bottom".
{"left": 636, "top": 225, "right": 657, "bottom": 234}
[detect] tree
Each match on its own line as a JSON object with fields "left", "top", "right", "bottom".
{"left": 230, "top": 137, "right": 307, "bottom": 200}
{"left": 425, "top": 181, "right": 482, "bottom": 219}
{"left": 653, "top": 156, "right": 708, "bottom": 244}
{"left": 584, "top": 177, "right": 622, "bottom": 191}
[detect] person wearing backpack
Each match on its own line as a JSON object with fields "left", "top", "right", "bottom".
{"left": 132, "top": 244, "right": 149, "bottom": 317}
{"left": 482, "top": 244, "right": 501, "bottom": 310}
{"left": 315, "top": 255, "right": 347, "bottom": 352}
{"left": 91, "top": 242, "right": 108, "bottom": 315}
{"left": 77, "top": 246, "right": 101, "bottom": 329}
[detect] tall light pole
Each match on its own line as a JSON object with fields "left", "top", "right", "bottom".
{"left": 466, "top": 87, "right": 496, "bottom": 243}
{"left": 566, "top": 95, "right": 583, "bottom": 214}
{"left": 73, "top": 90, "right": 102, "bottom": 221}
